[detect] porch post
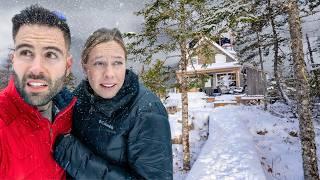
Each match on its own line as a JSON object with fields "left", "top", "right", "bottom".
{"left": 236, "top": 69, "right": 241, "bottom": 87}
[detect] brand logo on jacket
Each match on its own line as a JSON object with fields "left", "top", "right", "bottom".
{"left": 98, "top": 120, "right": 114, "bottom": 130}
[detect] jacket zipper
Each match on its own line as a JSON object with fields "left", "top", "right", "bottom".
{"left": 48, "top": 123, "right": 53, "bottom": 146}
{"left": 50, "top": 126, "right": 53, "bottom": 142}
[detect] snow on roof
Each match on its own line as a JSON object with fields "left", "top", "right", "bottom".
{"left": 191, "top": 37, "right": 238, "bottom": 62}
{"left": 186, "top": 61, "right": 241, "bottom": 72}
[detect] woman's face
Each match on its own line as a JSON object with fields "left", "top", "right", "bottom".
{"left": 84, "top": 41, "right": 126, "bottom": 99}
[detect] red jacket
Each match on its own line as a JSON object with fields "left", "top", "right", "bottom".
{"left": 0, "top": 78, "right": 77, "bottom": 179}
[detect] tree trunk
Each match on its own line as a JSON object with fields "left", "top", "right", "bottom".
{"left": 256, "top": 31, "right": 268, "bottom": 111}
{"left": 268, "top": 0, "right": 290, "bottom": 104}
{"left": 306, "top": 33, "right": 320, "bottom": 97}
{"left": 179, "top": 2, "right": 190, "bottom": 171}
{"left": 287, "top": 1, "right": 319, "bottom": 179}
{"left": 181, "top": 71, "right": 190, "bottom": 171}
{"left": 306, "top": 34, "right": 315, "bottom": 65}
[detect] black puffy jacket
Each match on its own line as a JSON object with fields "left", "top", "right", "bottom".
{"left": 54, "top": 70, "right": 173, "bottom": 180}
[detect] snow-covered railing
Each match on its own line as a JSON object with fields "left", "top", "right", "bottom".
{"left": 203, "top": 94, "right": 265, "bottom": 107}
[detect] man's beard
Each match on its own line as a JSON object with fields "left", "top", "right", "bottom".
{"left": 13, "top": 71, "right": 67, "bottom": 107}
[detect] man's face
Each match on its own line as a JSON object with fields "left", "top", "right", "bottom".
{"left": 84, "top": 41, "right": 126, "bottom": 99}
{"left": 11, "top": 25, "right": 72, "bottom": 107}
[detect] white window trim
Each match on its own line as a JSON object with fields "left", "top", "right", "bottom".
{"left": 216, "top": 72, "right": 237, "bottom": 87}
{"left": 190, "top": 56, "right": 199, "bottom": 66}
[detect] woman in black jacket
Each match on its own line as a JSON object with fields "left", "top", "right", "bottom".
{"left": 54, "top": 28, "right": 173, "bottom": 180}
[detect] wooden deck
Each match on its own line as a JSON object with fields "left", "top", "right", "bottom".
{"left": 213, "top": 101, "right": 238, "bottom": 108}
{"left": 208, "top": 95, "right": 264, "bottom": 108}
{"left": 166, "top": 95, "right": 265, "bottom": 115}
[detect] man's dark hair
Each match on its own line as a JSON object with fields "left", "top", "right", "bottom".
{"left": 12, "top": 4, "right": 71, "bottom": 49}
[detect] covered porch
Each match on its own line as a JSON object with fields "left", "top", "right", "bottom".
{"left": 176, "top": 64, "right": 242, "bottom": 95}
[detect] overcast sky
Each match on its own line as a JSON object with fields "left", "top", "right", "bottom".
{"left": 0, "top": 0, "right": 147, "bottom": 80}
{"left": 1, "top": 1, "right": 319, "bottom": 80}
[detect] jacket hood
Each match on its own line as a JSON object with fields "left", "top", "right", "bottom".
{"left": 74, "top": 69, "right": 139, "bottom": 118}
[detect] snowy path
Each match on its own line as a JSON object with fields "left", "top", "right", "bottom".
{"left": 168, "top": 93, "right": 309, "bottom": 179}
{"left": 186, "top": 106, "right": 266, "bottom": 180}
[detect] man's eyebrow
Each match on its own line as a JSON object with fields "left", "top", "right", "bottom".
{"left": 14, "top": 44, "right": 64, "bottom": 55}
{"left": 15, "top": 43, "right": 33, "bottom": 50}
{"left": 43, "top": 46, "right": 64, "bottom": 55}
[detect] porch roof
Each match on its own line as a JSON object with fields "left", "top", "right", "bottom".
{"left": 177, "top": 62, "right": 241, "bottom": 76}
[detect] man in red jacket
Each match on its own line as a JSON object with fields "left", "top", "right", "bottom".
{"left": 0, "top": 5, "right": 76, "bottom": 179}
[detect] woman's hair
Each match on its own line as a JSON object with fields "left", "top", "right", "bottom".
{"left": 81, "top": 28, "right": 127, "bottom": 64}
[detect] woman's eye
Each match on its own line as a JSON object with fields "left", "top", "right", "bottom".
{"left": 94, "top": 61, "right": 105, "bottom": 66}
{"left": 114, "top": 61, "right": 123, "bottom": 66}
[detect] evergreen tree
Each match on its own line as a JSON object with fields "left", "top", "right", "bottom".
{"left": 202, "top": 0, "right": 251, "bottom": 34}
{"left": 129, "top": 0, "right": 210, "bottom": 170}
{"left": 206, "top": 0, "right": 292, "bottom": 104}
{"left": 306, "top": 33, "right": 320, "bottom": 97}
{"left": 306, "top": 0, "right": 320, "bottom": 99}
{"left": 266, "top": 0, "right": 292, "bottom": 104}
{"left": 65, "top": 72, "right": 77, "bottom": 91}
{"left": 0, "top": 57, "right": 11, "bottom": 90}
{"left": 232, "top": 1, "right": 271, "bottom": 109}
{"left": 140, "top": 59, "right": 172, "bottom": 98}
{"left": 308, "top": 0, "right": 320, "bottom": 10}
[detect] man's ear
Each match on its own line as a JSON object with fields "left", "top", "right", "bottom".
{"left": 9, "top": 52, "right": 14, "bottom": 63}
{"left": 66, "top": 55, "right": 73, "bottom": 76}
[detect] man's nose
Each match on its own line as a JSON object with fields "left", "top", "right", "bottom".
{"left": 28, "top": 56, "right": 46, "bottom": 75}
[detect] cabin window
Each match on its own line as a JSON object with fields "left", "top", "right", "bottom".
{"left": 216, "top": 73, "right": 236, "bottom": 87}
{"left": 190, "top": 56, "right": 198, "bottom": 65}
{"left": 204, "top": 76, "right": 212, "bottom": 87}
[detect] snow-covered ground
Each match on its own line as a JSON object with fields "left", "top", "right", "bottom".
{"left": 186, "top": 106, "right": 266, "bottom": 180}
{"left": 165, "top": 92, "right": 320, "bottom": 180}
